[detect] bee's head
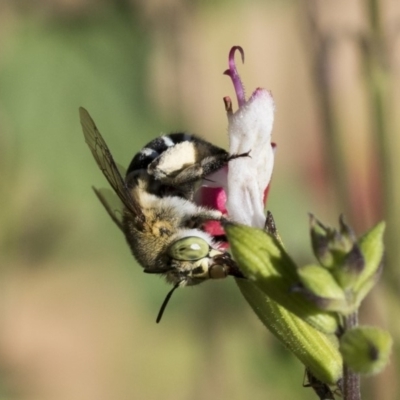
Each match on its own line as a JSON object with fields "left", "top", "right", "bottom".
{"left": 155, "top": 231, "right": 241, "bottom": 324}
{"left": 164, "top": 230, "right": 241, "bottom": 286}
{"left": 168, "top": 235, "right": 228, "bottom": 281}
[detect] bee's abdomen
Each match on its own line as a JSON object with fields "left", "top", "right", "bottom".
{"left": 126, "top": 133, "right": 194, "bottom": 175}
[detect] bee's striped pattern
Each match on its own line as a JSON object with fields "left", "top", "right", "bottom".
{"left": 80, "top": 108, "right": 245, "bottom": 322}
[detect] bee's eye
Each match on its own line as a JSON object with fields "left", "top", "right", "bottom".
{"left": 168, "top": 237, "right": 209, "bottom": 261}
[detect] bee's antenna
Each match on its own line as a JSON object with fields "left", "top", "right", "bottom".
{"left": 156, "top": 282, "right": 181, "bottom": 323}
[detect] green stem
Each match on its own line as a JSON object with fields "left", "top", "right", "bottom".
{"left": 302, "top": 1, "right": 353, "bottom": 217}
{"left": 362, "top": 1, "right": 400, "bottom": 396}
{"left": 342, "top": 313, "right": 361, "bottom": 400}
{"left": 362, "top": 0, "right": 400, "bottom": 293}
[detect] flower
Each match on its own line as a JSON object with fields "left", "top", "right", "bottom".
{"left": 224, "top": 46, "right": 275, "bottom": 228}
{"left": 197, "top": 46, "right": 276, "bottom": 237}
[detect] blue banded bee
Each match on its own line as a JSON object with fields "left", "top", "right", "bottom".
{"left": 79, "top": 108, "right": 245, "bottom": 322}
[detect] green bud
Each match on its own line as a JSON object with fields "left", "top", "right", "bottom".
{"left": 331, "top": 244, "right": 365, "bottom": 290}
{"left": 296, "top": 264, "right": 348, "bottom": 312}
{"left": 237, "top": 279, "right": 343, "bottom": 385}
{"left": 309, "top": 214, "right": 335, "bottom": 268}
{"left": 309, "top": 215, "right": 358, "bottom": 271}
{"left": 224, "top": 222, "right": 339, "bottom": 334}
{"left": 338, "top": 214, "right": 356, "bottom": 250}
{"left": 339, "top": 326, "right": 392, "bottom": 375}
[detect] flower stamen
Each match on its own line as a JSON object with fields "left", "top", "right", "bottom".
{"left": 223, "top": 96, "right": 233, "bottom": 114}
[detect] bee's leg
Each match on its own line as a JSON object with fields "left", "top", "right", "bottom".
{"left": 211, "top": 252, "right": 245, "bottom": 279}
{"left": 183, "top": 208, "right": 225, "bottom": 229}
{"left": 195, "top": 150, "right": 250, "bottom": 179}
{"left": 150, "top": 151, "right": 250, "bottom": 187}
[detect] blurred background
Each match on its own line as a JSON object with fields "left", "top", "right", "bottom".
{"left": 0, "top": 0, "right": 399, "bottom": 399}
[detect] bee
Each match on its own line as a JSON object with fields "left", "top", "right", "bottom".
{"left": 79, "top": 107, "right": 245, "bottom": 322}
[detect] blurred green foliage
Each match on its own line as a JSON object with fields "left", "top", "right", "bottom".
{"left": 0, "top": 3, "right": 314, "bottom": 400}
{"left": 0, "top": 1, "right": 397, "bottom": 399}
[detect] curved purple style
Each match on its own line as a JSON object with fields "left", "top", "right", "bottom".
{"left": 223, "top": 46, "right": 246, "bottom": 107}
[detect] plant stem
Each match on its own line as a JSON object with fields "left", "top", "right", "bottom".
{"left": 363, "top": 0, "right": 400, "bottom": 293}
{"left": 302, "top": 1, "right": 353, "bottom": 218}
{"left": 342, "top": 313, "right": 361, "bottom": 400}
{"left": 306, "top": 369, "right": 335, "bottom": 400}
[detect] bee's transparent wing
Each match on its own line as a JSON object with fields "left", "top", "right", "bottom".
{"left": 93, "top": 187, "right": 124, "bottom": 231}
{"left": 79, "top": 107, "right": 145, "bottom": 227}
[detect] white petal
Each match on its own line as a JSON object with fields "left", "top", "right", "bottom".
{"left": 226, "top": 89, "right": 275, "bottom": 228}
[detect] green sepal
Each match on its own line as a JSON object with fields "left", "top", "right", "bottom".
{"left": 297, "top": 264, "right": 346, "bottom": 301}
{"left": 310, "top": 214, "right": 356, "bottom": 270}
{"left": 296, "top": 264, "right": 348, "bottom": 312}
{"left": 309, "top": 215, "right": 335, "bottom": 268}
{"left": 353, "top": 221, "right": 385, "bottom": 305}
{"left": 339, "top": 326, "right": 392, "bottom": 375}
{"left": 330, "top": 244, "right": 365, "bottom": 290}
{"left": 237, "top": 279, "right": 343, "bottom": 385}
{"left": 225, "top": 222, "right": 339, "bottom": 334}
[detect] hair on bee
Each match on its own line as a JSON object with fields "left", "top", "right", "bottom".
{"left": 79, "top": 107, "right": 245, "bottom": 322}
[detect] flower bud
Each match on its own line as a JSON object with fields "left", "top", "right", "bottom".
{"left": 339, "top": 326, "right": 392, "bottom": 375}
{"left": 306, "top": 217, "right": 385, "bottom": 314}
{"left": 331, "top": 243, "right": 365, "bottom": 290}
{"left": 309, "top": 214, "right": 357, "bottom": 271}
{"left": 309, "top": 215, "right": 335, "bottom": 268}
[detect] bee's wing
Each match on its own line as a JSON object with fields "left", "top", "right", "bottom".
{"left": 93, "top": 187, "right": 124, "bottom": 231}
{"left": 79, "top": 107, "right": 145, "bottom": 228}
